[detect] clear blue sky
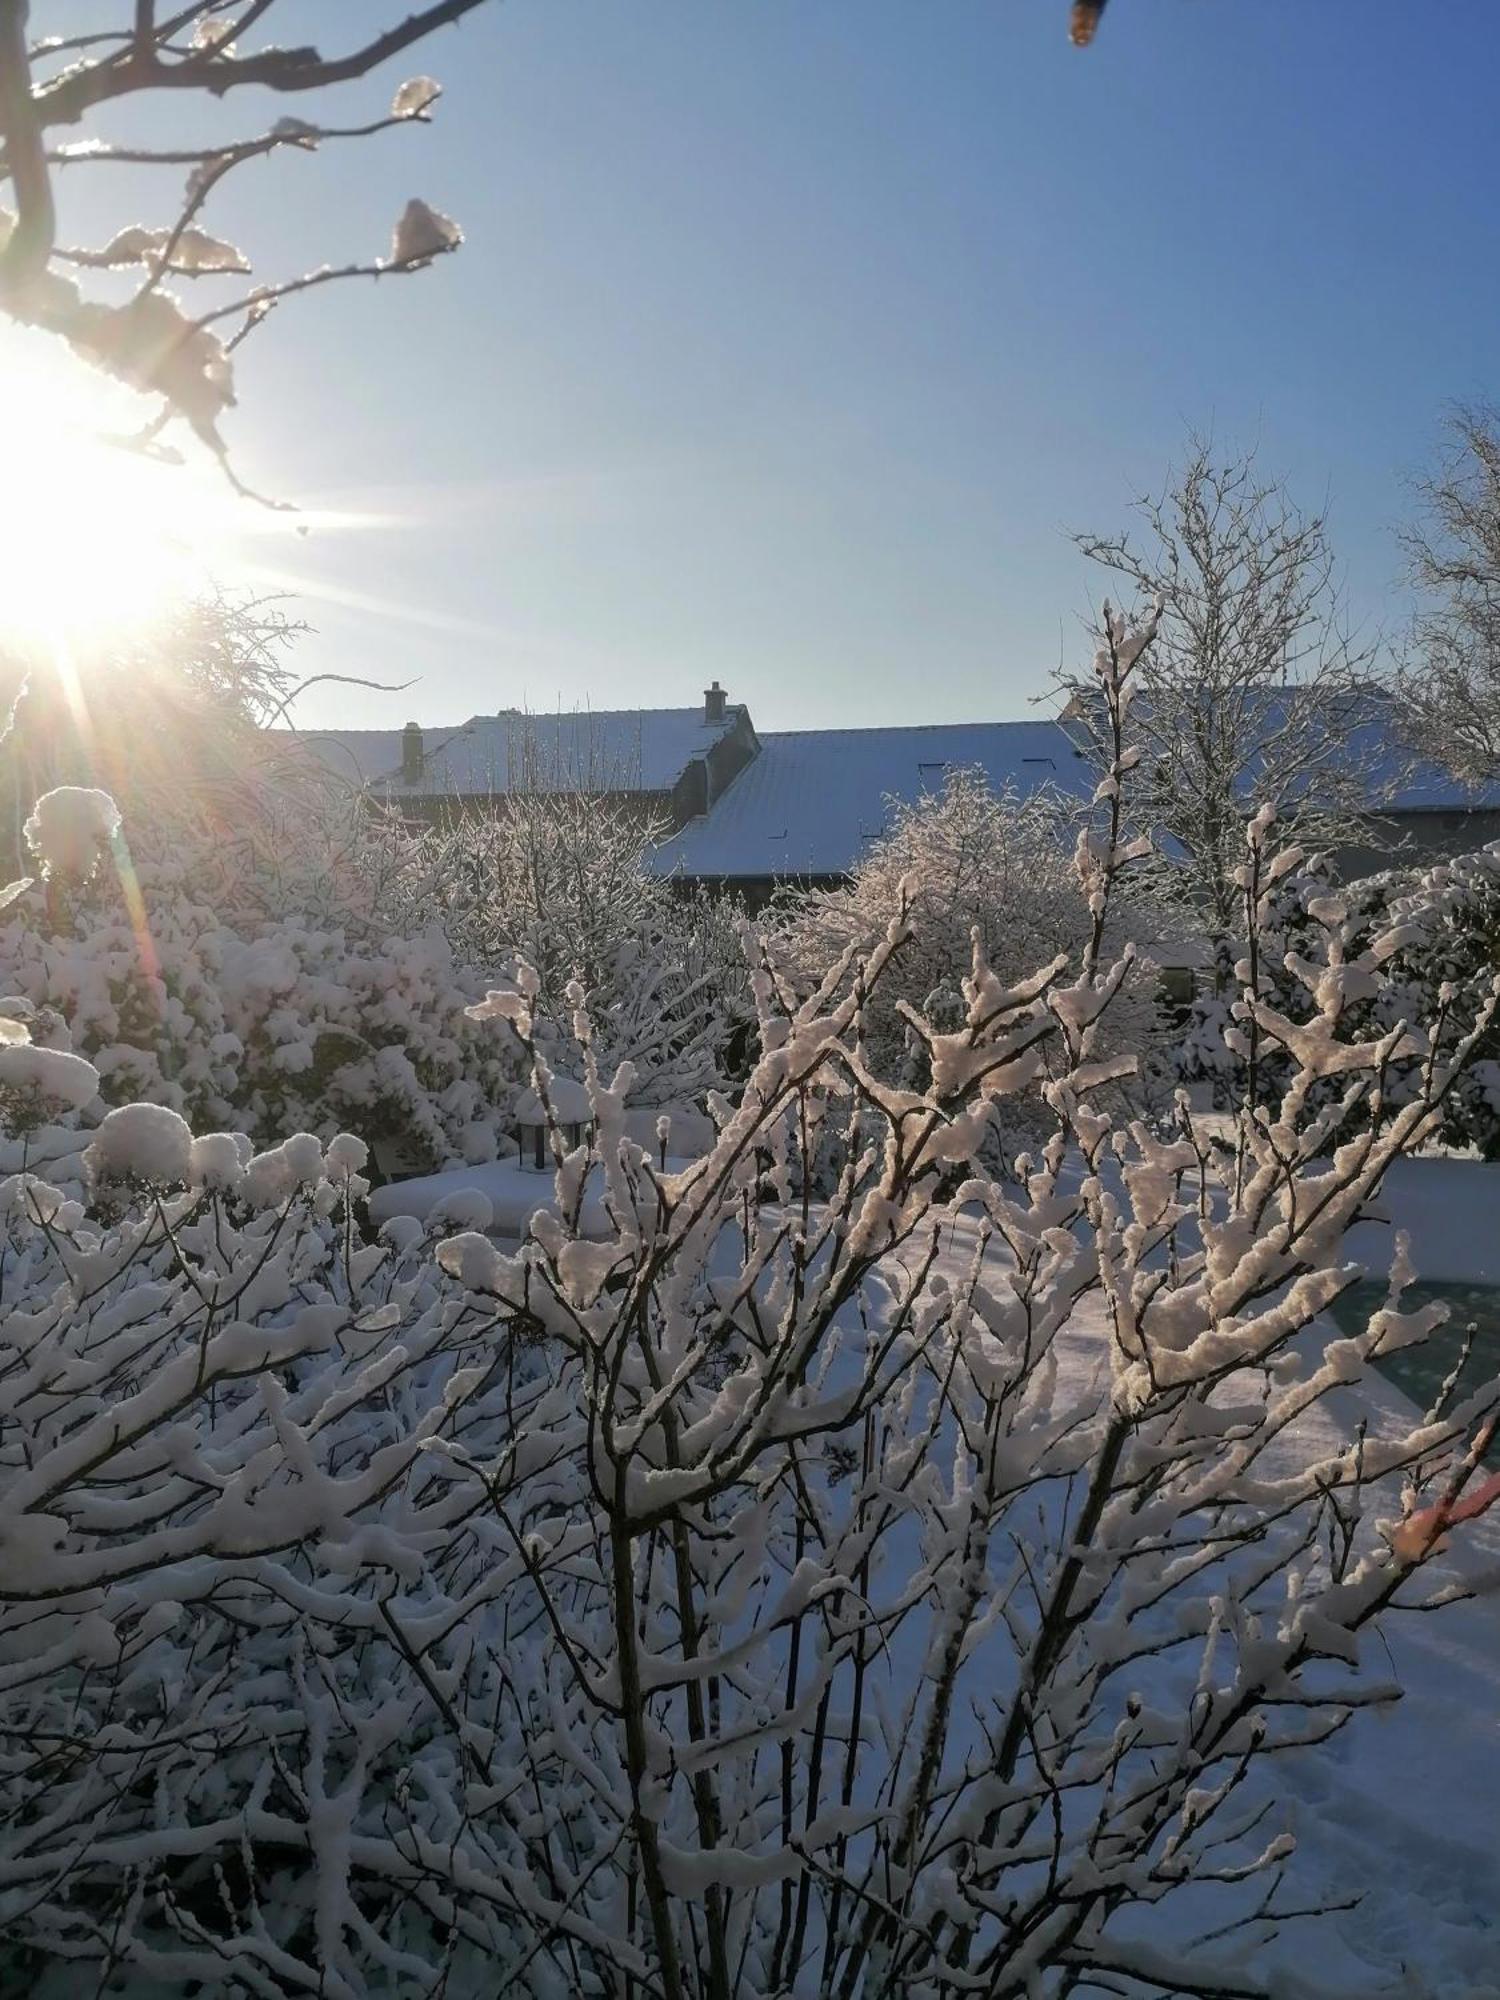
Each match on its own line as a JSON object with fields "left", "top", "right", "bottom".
{"left": 38, "top": 1, "right": 1500, "bottom": 729}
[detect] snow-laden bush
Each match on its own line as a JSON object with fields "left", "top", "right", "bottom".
{"left": 1175, "top": 841, "right": 1500, "bottom": 1156}
{"left": 0, "top": 818, "right": 514, "bottom": 1171}
{"left": 0, "top": 597, "right": 419, "bottom": 941}
{"left": 4, "top": 612, "right": 1500, "bottom": 1997}
{"left": 772, "top": 765, "right": 1166, "bottom": 1163}
{"left": 407, "top": 791, "right": 752, "bottom": 1106}
{"left": 22, "top": 785, "right": 121, "bottom": 881}
{"left": 0, "top": 774, "right": 748, "bottom": 1177}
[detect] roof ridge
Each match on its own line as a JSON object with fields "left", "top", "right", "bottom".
{"left": 757, "top": 719, "right": 1071, "bottom": 740}
{"left": 450, "top": 706, "right": 725, "bottom": 725}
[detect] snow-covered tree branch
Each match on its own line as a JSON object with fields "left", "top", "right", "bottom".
{"left": 0, "top": 0, "right": 487, "bottom": 498}
{"left": 1062, "top": 438, "right": 1395, "bottom": 948}
{"left": 3, "top": 615, "right": 1497, "bottom": 1995}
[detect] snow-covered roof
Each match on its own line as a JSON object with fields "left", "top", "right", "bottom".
{"left": 291, "top": 707, "right": 746, "bottom": 800}
{"left": 294, "top": 690, "right": 1500, "bottom": 882}
{"left": 1308, "top": 698, "right": 1500, "bottom": 812}
{"left": 649, "top": 721, "right": 1094, "bottom": 880}
{"left": 289, "top": 727, "right": 414, "bottom": 791}
{"left": 1071, "top": 686, "right": 1500, "bottom": 813}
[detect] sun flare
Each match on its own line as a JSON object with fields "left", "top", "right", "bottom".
{"left": 0, "top": 361, "right": 247, "bottom": 653}
{"left": 0, "top": 346, "right": 382, "bottom": 666}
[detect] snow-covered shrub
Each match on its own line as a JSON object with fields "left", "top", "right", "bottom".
{"left": 410, "top": 791, "right": 751, "bottom": 1108}
{"left": 122, "top": 742, "right": 433, "bottom": 947}
{"left": 0, "top": 1032, "right": 98, "bottom": 1132}
{"left": 0, "top": 1078, "right": 497, "bottom": 1987}
{"left": 772, "top": 765, "right": 1165, "bottom": 1163}
{"left": 0, "top": 842, "right": 515, "bottom": 1170}
{"left": 5, "top": 601, "right": 453, "bottom": 968}
{"left": 5, "top": 607, "right": 1498, "bottom": 1996}
{"left": 1176, "top": 841, "right": 1500, "bottom": 1156}
{"left": 0, "top": 758, "right": 748, "bottom": 1177}
{"left": 1381, "top": 844, "right": 1500, "bottom": 1151}
{"left": 22, "top": 785, "right": 121, "bottom": 882}
{"left": 0, "top": 607, "right": 500, "bottom": 1171}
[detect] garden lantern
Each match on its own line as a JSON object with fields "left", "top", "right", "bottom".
{"left": 515, "top": 1077, "right": 593, "bottom": 1171}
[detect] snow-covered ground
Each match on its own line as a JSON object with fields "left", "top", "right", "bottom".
{"left": 1286, "top": 1157, "right": 1500, "bottom": 1997}
{"left": 368, "top": 1153, "right": 698, "bottom": 1236}
{"left": 1345, "top": 1153, "right": 1500, "bottom": 1285}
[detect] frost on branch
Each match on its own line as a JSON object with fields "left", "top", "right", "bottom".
{"left": 188, "top": 12, "right": 236, "bottom": 52}
{"left": 89, "top": 223, "right": 251, "bottom": 274}
{"left": 393, "top": 76, "right": 444, "bottom": 119}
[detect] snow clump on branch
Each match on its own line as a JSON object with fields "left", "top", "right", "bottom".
{"left": 2, "top": 617, "right": 1500, "bottom": 1994}
{"left": 22, "top": 785, "right": 120, "bottom": 881}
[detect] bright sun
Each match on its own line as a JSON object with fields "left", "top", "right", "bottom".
{"left": 0, "top": 333, "right": 409, "bottom": 694}
{"left": 0, "top": 341, "right": 381, "bottom": 665}
{"left": 0, "top": 355, "right": 248, "bottom": 653}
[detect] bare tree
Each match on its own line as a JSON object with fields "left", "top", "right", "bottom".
{"left": 1061, "top": 438, "right": 1390, "bottom": 947}
{"left": 1396, "top": 402, "right": 1500, "bottom": 785}
{"left": 0, "top": 0, "right": 489, "bottom": 500}
{"left": 409, "top": 787, "right": 750, "bottom": 1109}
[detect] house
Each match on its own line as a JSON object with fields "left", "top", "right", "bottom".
{"left": 298, "top": 682, "right": 1500, "bottom": 903}
{"left": 1058, "top": 684, "right": 1500, "bottom": 883}
{"left": 295, "top": 682, "right": 759, "bottom": 831}
{"left": 645, "top": 720, "right": 1096, "bottom": 906}
{"left": 1319, "top": 700, "right": 1500, "bottom": 875}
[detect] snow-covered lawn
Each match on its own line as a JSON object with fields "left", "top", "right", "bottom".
{"left": 367, "top": 1152, "right": 700, "bottom": 1236}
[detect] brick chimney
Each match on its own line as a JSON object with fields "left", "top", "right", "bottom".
{"left": 704, "top": 680, "right": 727, "bottom": 726}
{"left": 401, "top": 720, "right": 423, "bottom": 785}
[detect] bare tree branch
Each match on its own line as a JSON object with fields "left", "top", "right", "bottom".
{"left": 0, "top": 1, "right": 57, "bottom": 291}
{"left": 31, "top": 1, "right": 489, "bottom": 127}
{"left": 1396, "top": 402, "right": 1500, "bottom": 785}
